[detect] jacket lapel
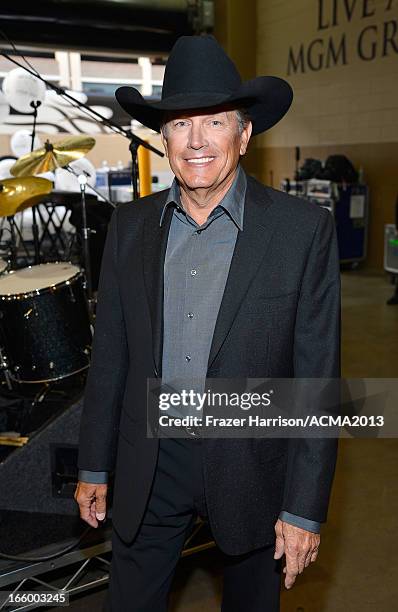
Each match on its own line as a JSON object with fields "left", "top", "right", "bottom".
{"left": 142, "top": 197, "right": 173, "bottom": 378}
{"left": 207, "top": 178, "right": 277, "bottom": 370}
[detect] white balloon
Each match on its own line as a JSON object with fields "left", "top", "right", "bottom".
{"left": 2, "top": 68, "right": 46, "bottom": 114}
{"left": 0, "top": 158, "right": 16, "bottom": 180}
{"left": 10, "top": 129, "right": 42, "bottom": 157}
{"left": 0, "top": 92, "right": 10, "bottom": 122}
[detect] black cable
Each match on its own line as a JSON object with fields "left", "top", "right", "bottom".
{"left": 0, "top": 30, "right": 124, "bottom": 137}
{"left": 0, "top": 523, "right": 103, "bottom": 563}
{"left": 0, "top": 30, "right": 127, "bottom": 139}
{"left": 0, "top": 27, "right": 40, "bottom": 77}
{"left": 1, "top": 47, "right": 163, "bottom": 156}
{"left": 0, "top": 31, "right": 164, "bottom": 173}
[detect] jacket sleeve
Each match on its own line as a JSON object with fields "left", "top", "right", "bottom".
{"left": 282, "top": 207, "right": 341, "bottom": 523}
{"left": 78, "top": 470, "right": 108, "bottom": 484}
{"left": 77, "top": 206, "right": 129, "bottom": 473}
{"left": 279, "top": 511, "right": 320, "bottom": 534}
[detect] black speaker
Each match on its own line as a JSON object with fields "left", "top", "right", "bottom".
{"left": 0, "top": 398, "right": 83, "bottom": 515}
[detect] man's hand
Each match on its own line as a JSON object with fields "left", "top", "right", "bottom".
{"left": 274, "top": 519, "right": 320, "bottom": 589}
{"left": 74, "top": 482, "right": 108, "bottom": 528}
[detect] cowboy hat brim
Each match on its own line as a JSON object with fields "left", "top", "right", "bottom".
{"left": 115, "top": 76, "right": 293, "bottom": 136}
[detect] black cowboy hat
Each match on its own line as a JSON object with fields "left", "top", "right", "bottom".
{"left": 115, "top": 36, "right": 293, "bottom": 136}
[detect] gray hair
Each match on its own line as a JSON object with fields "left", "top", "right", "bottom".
{"left": 235, "top": 108, "right": 251, "bottom": 134}
{"left": 160, "top": 107, "right": 251, "bottom": 139}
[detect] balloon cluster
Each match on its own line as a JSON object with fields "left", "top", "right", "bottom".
{"left": 1, "top": 68, "right": 48, "bottom": 175}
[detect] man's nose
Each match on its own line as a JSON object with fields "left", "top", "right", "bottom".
{"left": 187, "top": 124, "right": 207, "bottom": 149}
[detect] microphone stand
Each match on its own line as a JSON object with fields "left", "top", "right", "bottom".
{"left": 65, "top": 164, "right": 115, "bottom": 321}
{"left": 1, "top": 51, "right": 164, "bottom": 198}
{"left": 30, "top": 100, "right": 41, "bottom": 151}
{"left": 76, "top": 172, "right": 94, "bottom": 319}
{"left": 30, "top": 99, "right": 42, "bottom": 265}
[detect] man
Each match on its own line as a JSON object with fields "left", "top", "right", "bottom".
{"left": 75, "top": 36, "right": 340, "bottom": 611}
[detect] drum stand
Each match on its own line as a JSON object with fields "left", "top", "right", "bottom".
{"left": 6, "top": 215, "right": 31, "bottom": 268}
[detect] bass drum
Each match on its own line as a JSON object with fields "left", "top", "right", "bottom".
{"left": 0, "top": 262, "right": 91, "bottom": 383}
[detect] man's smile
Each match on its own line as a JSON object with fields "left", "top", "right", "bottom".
{"left": 185, "top": 156, "right": 216, "bottom": 164}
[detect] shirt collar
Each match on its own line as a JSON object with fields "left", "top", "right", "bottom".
{"left": 159, "top": 165, "right": 246, "bottom": 230}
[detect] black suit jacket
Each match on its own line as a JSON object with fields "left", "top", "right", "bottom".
{"left": 78, "top": 173, "right": 341, "bottom": 555}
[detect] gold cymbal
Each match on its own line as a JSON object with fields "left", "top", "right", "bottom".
{"left": 0, "top": 177, "right": 53, "bottom": 217}
{"left": 10, "top": 135, "right": 96, "bottom": 178}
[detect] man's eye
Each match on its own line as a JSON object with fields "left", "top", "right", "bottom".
{"left": 174, "top": 121, "right": 188, "bottom": 127}
{"left": 211, "top": 120, "right": 223, "bottom": 126}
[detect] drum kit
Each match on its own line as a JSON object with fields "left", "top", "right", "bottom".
{"left": 0, "top": 136, "right": 98, "bottom": 389}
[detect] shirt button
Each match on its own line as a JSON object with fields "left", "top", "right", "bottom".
{"left": 190, "top": 269, "right": 197, "bottom": 276}
{"left": 185, "top": 355, "right": 191, "bottom": 362}
{"left": 187, "top": 312, "right": 194, "bottom": 319}
{"left": 197, "top": 229, "right": 202, "bottom": 234}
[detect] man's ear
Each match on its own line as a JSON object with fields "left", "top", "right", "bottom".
{"left": 160, "top": 129, "right": 169, "bottom": 158}
{"left": 239, "top": 121, "right": 252, "bottom": 156}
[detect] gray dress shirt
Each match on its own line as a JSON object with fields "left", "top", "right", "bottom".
{"left": 79, "top": 165, "right": 321, "bottom": 534}
{"left": 160, "top": 167, "right": 244, "bottom": 417}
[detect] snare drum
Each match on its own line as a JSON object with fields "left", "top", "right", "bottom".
{"left": 0, "top": 262, "right": 91, "bottom": 383}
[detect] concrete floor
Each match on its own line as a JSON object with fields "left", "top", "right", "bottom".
{"left": 69, "top": 269, "right": 398, "bottom": 611}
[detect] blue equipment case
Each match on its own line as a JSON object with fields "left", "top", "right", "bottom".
{"left": 281, "top": 179, "right": 369, "bottom": 265}
{"left": 334, "top": 183, "right": 369, "bottom": 264}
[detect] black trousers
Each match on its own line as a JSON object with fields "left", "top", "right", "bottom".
{"left": 104, "top": 437, "right": 281, "bottom": 611}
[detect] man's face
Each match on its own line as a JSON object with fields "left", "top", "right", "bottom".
{"left": 161, "top": 109, "right": 252, "bottom": 193}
